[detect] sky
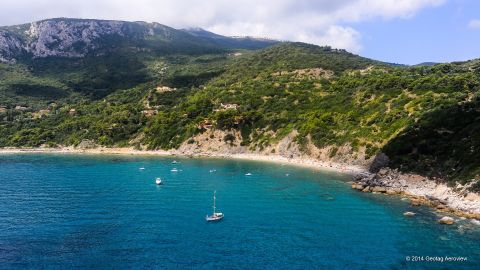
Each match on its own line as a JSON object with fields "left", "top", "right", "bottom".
{"left": 0, "top": 0, "right": 479, "bottom": 64}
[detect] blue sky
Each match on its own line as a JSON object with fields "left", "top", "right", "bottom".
{"left": 0, "top": 0, "right": 478, "bottom": 65}
{"left": 354, "top": 0, "right": 480, "bottom": 64}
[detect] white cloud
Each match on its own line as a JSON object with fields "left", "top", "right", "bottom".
{"left": 0, "top": 0, "right": 446, "bottom": 53}
{"left": 468, "top": 19, "right": 480, "bottom": 29}
{"left": 297, "top": 26, "right": 362, "bottom": 53}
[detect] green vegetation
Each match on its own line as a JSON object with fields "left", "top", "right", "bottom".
{"left": 1, "top": 41, "right": 479, "bottom": 188}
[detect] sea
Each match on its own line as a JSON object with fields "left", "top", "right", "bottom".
{"left": 0, "top": 154, "right": 479, "bottom": 269}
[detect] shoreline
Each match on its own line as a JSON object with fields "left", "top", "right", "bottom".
{"left": 352, "top": 168, "right": 480, "bottom": 220}
{"left": 2, "top": 147, "right": 478, "bottom": 221}
{"left": 0, "top": 147, "right": 366, "bottom": 175}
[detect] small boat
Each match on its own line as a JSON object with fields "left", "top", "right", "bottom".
{"left": 209, "top": 169, "right": 216, "bottom": 173}
{"left": 285, "top": 173, "right": 290, "bottom": 177}
{"left": 155, "top": 177, "right": 162, "bottom": 185}
{"left": 206, "top": 191, "right": 224, "bottom": 222}
{"left": 171, "top": 168, "right": 179, "bottom": 172}
{"left": 171, "top": 160, "right": 180, "bottom": 164}
{"left": 245, "top": 173, "right": 252, "bottom": 176}
{"left": 139, "top": 167, "right": 145, "bottom": 170}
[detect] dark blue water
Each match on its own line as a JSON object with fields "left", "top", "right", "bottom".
{"left": 0, "top": 154, "right": 479, "bottom": 269}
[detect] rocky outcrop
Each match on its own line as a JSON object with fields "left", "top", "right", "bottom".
{"left": 175, "top": 129, "right": 248, "bottom": 156}
{"left": 76, "top": 139, "right": 97, "bottom": 150}
{"left": 0, "top": 19, "right": 177, "bottom": 62}
{"left": 352, "top": 167, "right": 480, "bottom": 219}
{"left": 26, "top": 19, "right": 127, "bottom": 58}
{"left": 0, "top": 31, "right": 24, "bottom": 63}
{"left": 368, "top": 152, "right": 389, "bottom": 173}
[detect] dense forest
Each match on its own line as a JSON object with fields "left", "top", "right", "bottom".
{"left": 1, "top": 20, "right": 479, "bottom": 189}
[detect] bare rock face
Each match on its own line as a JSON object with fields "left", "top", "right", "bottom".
{"left": 26, "top": 20, "right": 126, "bottom": 58}
{"left": 369, "top": 152, "right": 390, "bottom": 173}
{"left": 0, "top": 19, "right": 162, "bottom": 62}
{"left": 76, "top": 139, "right": 97, "bottom": 150}
{"left": 0, "top": 31, "right": 24, "bottom": 63}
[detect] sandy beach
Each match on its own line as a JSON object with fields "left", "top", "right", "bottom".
{"left": 0, "top": 147, "right": 366, "bottom": 175}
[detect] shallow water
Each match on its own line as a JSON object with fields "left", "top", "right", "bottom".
{"left": 0, "top": 154, "right": 479, "bottom": 269}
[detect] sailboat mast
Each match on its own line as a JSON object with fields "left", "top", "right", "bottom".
{"left": 213, "top": 191, "right": 216, "bottom": 213}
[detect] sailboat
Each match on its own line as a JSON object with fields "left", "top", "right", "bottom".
{"left": 206, "top": 191, "right": 224, "bottom": 221}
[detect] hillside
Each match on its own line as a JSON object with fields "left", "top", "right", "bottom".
{"left": 0, "top": 19, "right": 479, "bottom": 190}
{"left": 0, "top": 18, "right": 277, "bottom": 108}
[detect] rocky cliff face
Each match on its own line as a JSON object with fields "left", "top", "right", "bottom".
{"left": 26, "top": 19, "right": 127, "bottom": 58}
{"left": 0, "top": 19, "right": 157, "bottom": 62}
{"left": 0, "top": 31, "right": 24, "bottom": 63}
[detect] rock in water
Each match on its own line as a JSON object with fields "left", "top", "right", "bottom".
{"left": 403, "top": 212, "right": 415, "bottom": 217}
{"left": 372, "top": 186, "right": 387, "bottom": 193}
{"left": 410, "top": 199, "right": 421, "bottom": 206}
{"left": 386, "top": 189, "right": 397, "bottom": 195}
{"left": 351, "top": 183, "right": 364, "bottom": 190}
{"left": 438, "top": 216, "right": 455, "bottom": 225}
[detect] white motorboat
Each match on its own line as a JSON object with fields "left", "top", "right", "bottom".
{"left": 155, "top": 177, "right": 162, "bottom": 185}
{"left": 171, "top": 168, "right": 179, "bottom": 172}
{"left": 206, "top": 191, "right": 224, "bottom": 222}
{"left": 245, "top": 173, "right": 252, "bottom": 176}
{"left": 171, "top": 160, "right": 180, "bottom": 164}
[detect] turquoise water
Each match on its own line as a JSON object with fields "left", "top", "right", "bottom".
{"left": 0, "top": 154, "right": 479, "bottom": 269}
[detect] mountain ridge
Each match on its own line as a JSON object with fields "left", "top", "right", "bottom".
{"left": 0, "top": 18, "right": 278, "bottom": 63}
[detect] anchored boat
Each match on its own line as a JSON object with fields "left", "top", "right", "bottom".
{"left": 206, "top": 191, "right": 224, "bottom": 222}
